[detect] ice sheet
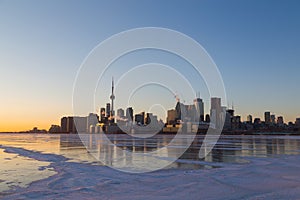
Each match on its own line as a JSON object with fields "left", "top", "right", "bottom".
{"left": 1, "top": 145, "right": 300, "bottom": 200}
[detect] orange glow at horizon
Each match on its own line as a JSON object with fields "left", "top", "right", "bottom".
{"left": 0, "top": 112, "right": 63, "bottom": 132}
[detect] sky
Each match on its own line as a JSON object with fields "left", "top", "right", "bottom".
{"left": 0, "top": 0, "right": 300, "bottom": 131}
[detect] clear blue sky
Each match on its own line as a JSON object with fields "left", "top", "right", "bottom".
{"left": 0, "top": 0, "right": 300, "bottom": 131}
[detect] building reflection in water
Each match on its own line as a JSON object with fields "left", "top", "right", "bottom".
{"left": 59, "top": 134, "right": 300, "bottom": 170}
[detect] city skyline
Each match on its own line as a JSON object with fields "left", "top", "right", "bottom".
{"left": 1, "top": 1, "right": 300, "bottom": 131}
{"left": 10, "top": 93, "right": 300, "bottom": 133}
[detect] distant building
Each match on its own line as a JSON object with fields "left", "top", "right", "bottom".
{"left": 49, "top": 125, "right": 61, "bottom": 133}
{"left": 167, "top": 109, "right": 176, "bottom": 125}
{"left": 210, "top": 97, "right": 224, "bottom": 129}
{"left": 145, "top": 113, "right": 153, "bottom": 125}
{"left": 175, "top": 101, "right": 186, "bottom": 122}
{"left": 277, "top": 116, "right": 284, "bottom": 126}
{"left": 138, "top": 112, "right": 145, "bottom": 124}
{"left": 117, "top": 108, "right": 125, "bottom": 118}
{"left": 254, "top": 118, "right": 261, "bottom": 124}
{"left": 61, "top": 117, "right": 68, "bottom": 133}
{"left": 271, "top": 114, "right": 276, "bottom": 124}
{"left": 194, "top": 98, "right": 204, "bottom": 122}
{"left": 135, "top": 113, "right": 144, "bottom": 125}
{"left": 295, "top": 118, "right": 300, "bottom": 128}
{"left": 247, "top": 115, "right": 253, "bottom": 124}
{"left": 232, "top": 116, "right": 241, "bottom": 130}
{"left": 265, "top": 111, "right": 271, "bottom": 125}
{"left": 185, "top": 104, "right": 196, "bottom": 122}
{"left": 61, "top": 116, "right": 88, "bottom": 133}
{"left": 205, "top": 114, "right": 210, "bottom": 123}
{"left": 86, "top": 113, "right": 99, "bottom": 133}
{"left": 224, "top": 110, "right": 233, "bottom": 130}
{"left": 227, "top": 109, "right": 234, "bottom": 118}
{"left": 126, "top": 107, "right": 134, "bottom": 122}
{"left": 67, "top": 117, "right": 75, "bottom": 133}
{"left": 106, "top": 103, "right": 111, "bottom": 118}
{"left": 74, "top": 116, "right": 87, "bottom": 133}
{"left": 109, "top": 77, "right": 115, "bottom": 120}
{"left": 253, "top": 118, "right": 261, "bottom": 130}
{"left": 100, "top": 108, "right": 106, "bottom": 122}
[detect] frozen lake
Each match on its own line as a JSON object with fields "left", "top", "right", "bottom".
{"left": 1, "top": 133, "right": 300, "bottom": 199}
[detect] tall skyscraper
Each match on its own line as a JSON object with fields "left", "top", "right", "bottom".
{"left": 61, "top": 117, "right": 68, "bottom": 133}
{"left": 100, "top": 107, "right": 106, "bottom": 122}
{"left": 205, "top": 114, "right": 210, "bottom": 123}
{"left": 126, "top": 107, "right": 133, "bottom": 122}
{"left": 135, "top": 113, "right": 144, "bottom": 125}
{"left": 67, "top": 117, "right": 75, "bottom": 133}
{"left": 167, "top": 109, "right": 176, "bottom": 125}
{"left": 86, "top": 113, "right": 99, "bottom": 133}
{"left": 227, "top": 109, "right": 234, "bottom": 117}
{"left": 175, "top": 101, "right": 187, "bottom": 122}
{"left": 145, "top": 113, "right": 153, "bottom": 125}
{"left": 106, "top": 103, "right": 111, "bottom": 118}
{"left": 210, "top": 97, "right": 223, "bottom": 129}
{"left": 194, "top": 97, "right": 204, "bottom": 122}
{"left": 110, "top": 77, "right": 115, "bottom": 121}
{"left": 117, "top": 108, "right": 125, "bottom": 118}
{"left": 265, "top": 111, "right": 271, "bottom": 125}
{"left": 224, "top": 108, "right": 235, "bottom": 130}
{"left": 277, "top": 116, "right": 284, "bottom": 126}
{"left": 271, "top": 114, "right": 276, "bottom": 124}
{"left": 74, "top": 116, "right": 87, "bottom": 133}
{"left": 247, "top": 115, "right": 253, "bottom": 124}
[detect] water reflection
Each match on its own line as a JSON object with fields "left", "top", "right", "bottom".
{"left": 59, "top": 134, "right": 300, "bottom": 170}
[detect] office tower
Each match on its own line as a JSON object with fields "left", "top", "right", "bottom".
{"left": 295, "top": 118, "right": 300, "bottom": 127}
{"left": 145, "top": 113, "right": 153, "bottom": 125}
{"left": 117, "top": 108, "right": 125, "bottom": 118}
{"left": 67, "top": 117, "right": 75, "bottom": 133}
{"left": 265, "top": 111, "right": 271, "bottom": 125}
{"left": 253, "top": 118, "right": 261, "bottom": 130}
{"left": 100, "top": 107, "right": 106, "bottom": 122}
{"left": 175, "top": 101, "right": 187, "bottom": 122}
{"left": 254, "top": 118, "right": 261, "bottom": 124}
{"left": 271, "top": 114, "right": 276, "bottom": 124}
{"left": 277, "top": 116, "right": 284, "bottom": 126}
{"left": 61, "top": 117, "right": 68, "bottom": 133}
{"left": 227, "top": 109, "right": 234, "bottom": 117}
{"left": 210, "top": 97, "right": 223, "bottom": 129}
{"left": 135, "top": 114, "right": 144, "bottom": 125}
{"left": 205, "top": 114, "right": 210, "bottom": 123}
{"left": 247, "top": 115, "right": 253, "bottom": 124}
{"left": 232, "top": 115, "right": 241, "bottom": 130}
{"left": 175, "top": 101, "right": 181, "bottom": 121}
{"left": 74, "top": 116, "right": 87, "bottom": 133}
{"left": 194, "top": 97, "right": 204, "bottom": 122}
{"left": 140, "top": 112, "right": 145, "bottom": 124}
{"left": 126, "top": 107, "right": 133, "bottom": 121}
{"left": 106, "top": 103, "right": 111, "bottom": 118}
{"left": 185, "top": 104, "right": 196, "bottom": 122}
{"left": 167, "top": 109, "right": 176, "bottom": 125}
{"left": 224, "top": 110, "right": 232, "bottom": 130}
{"left": 86, "top": 113, "right": 99, "bottom": 133}
{"left": 110, "top": 77, "right": 115, "bottom": 121}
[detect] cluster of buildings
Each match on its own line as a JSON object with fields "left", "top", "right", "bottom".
{"left": 51, "top": 78, "right": 162, "bottom": 134}
{"left": 47, "top": 78, "right": 300, "bottom": 134}
{"left": 223, "top": 111, "right": 300, "bottom": 133}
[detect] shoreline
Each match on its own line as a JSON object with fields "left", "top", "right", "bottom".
{"left": 1, "top": 131, "right": 300, "bottom": 136}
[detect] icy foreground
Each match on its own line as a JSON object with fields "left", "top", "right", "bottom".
{"left": 1, "top": 145, "right": 300, "bottom": 200}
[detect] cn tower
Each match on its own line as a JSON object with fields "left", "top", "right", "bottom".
{"left": 110, "top": 77, "right": 115, "bottom": 121}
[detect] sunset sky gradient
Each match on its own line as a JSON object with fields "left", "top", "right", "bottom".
{"left": 1, "top": 0, "right": 300, "bottom": 131}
